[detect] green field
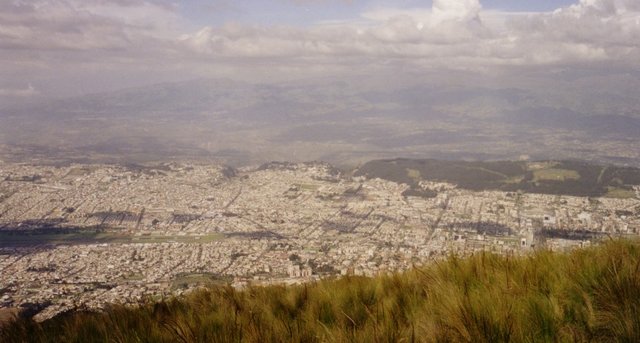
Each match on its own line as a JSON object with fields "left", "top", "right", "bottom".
{"left": 171, "top": 273, "right": 232, "bottom": 290}
{"left": 605, "top": 187, "right": 637, "bottom": 199}
{"left": 294, "top": 183, "right": 320, "bottom": 191}
{"left": 406, "top": 168, "right": 422, "bottom": 182}
{"left": 533, "top": 168, "right": 580, "bottom": 182}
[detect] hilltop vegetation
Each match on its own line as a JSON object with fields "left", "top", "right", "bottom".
{"left": 2, "top": 240, "right": 640, "bottom": 342}
{"left": 355, "top": 159, "right": 640, "bottom": 198}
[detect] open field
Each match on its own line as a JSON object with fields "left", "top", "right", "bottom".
{"left": 293, "top": 183, "right": 320, "bottom": 191}
{"left": 406, "top": 168, "right": 422, "bottom": 182}
{"left": 171, "top": 273, "right": 233, "bottom": 290}
{"left": 605, "top": 187, "right": 637, "bottom": 199}
{"left": 533, "top": 168, "right": 580, "bottom": 182}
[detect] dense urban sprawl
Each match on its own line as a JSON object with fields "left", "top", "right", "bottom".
{"left": 1, "top": 161, "right": 639, "bottom": 321}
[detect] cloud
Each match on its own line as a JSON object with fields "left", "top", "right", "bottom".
{"left": 0, "top": 84, "right": 38, "bottom": 97}
{"left": 180, "top": 0, "right": 637, "bottom": 70}
{"left": 506, "top": 0, "right": 640, "bottom": 64}
{"left": 178, "top": 0, "right": 490, "bottom": 67}
{"left": 0, "top": 0, "right": 639, "bottom": 96}
{"left": 432, "top": 0, "right": 482, "bottom": 24}
{"left": 286, "top": 0, "right": 355, "bottom": 4}
{"left": 0, "top": 0, "right": 182, "bottom": 52}
{"left": 202, "top": 1, "right": 244, "bottom": 15}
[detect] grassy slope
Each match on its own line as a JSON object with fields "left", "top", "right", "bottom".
{"left": 3, "top": 240, "right": 640, "bottom": 342}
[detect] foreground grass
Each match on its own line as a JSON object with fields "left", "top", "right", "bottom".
{"left": 3, "top": 240, "right": 640, "bottom": 342}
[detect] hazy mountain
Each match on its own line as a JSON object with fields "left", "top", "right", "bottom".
{"left": 1, "top": 74, "right": 639, "bottom": 166}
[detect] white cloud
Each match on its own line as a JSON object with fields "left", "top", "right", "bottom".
{"left": 179, "top": 0, "right": 491, "bottom": 65}
{"left": 506, "top": 0, "right": 640, "bottom": 64}
{"left": 180, "top": 0, "right": 638, "bottom": 69}
{"left": 0, "top": 0, "right": 182, "bottom": 51}
{"left": 431, "top": 0, "right": 482, "bottom": 24}
{"left": 0, "top": 0, "right": 639, "bottom": 96}
{"left": 0, "top": 84, "right": 38, "bottom": 97}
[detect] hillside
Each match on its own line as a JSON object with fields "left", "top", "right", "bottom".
{"left": 2, "top": 240, "right": 640, "bottom": 342}
{"left": 355, "top": 159, "right": 640, "bottom": 198}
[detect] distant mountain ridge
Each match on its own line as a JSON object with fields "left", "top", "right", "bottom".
{"left": 2, "top": 76, "right": 640, "bottom": 166}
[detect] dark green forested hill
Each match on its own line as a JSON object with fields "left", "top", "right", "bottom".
{"left": 2, "top": 240, "right": 640, "bottom": 342}
{"left": 354, "top": 159, "right": 640, "bottom": 198}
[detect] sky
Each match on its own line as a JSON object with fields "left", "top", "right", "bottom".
{"left": 179, "top": 0, "right": 580, "bottom": 27}
{"left": 0, "top": 0, "right": 639, "bottom": 103}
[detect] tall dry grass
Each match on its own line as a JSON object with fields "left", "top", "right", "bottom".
{"left": 2, "top": 239, "right": 639, "bottom": 342}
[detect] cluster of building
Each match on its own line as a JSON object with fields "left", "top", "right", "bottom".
{"left": 0, "top": 161, "right": 638, "bottom": 321}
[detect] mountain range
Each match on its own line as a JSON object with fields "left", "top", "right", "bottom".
{"left": 2, "top": 73, "right": 639, "bottom": 166}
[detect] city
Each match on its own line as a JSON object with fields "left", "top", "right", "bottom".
{"left": 1, "top": 160, "right": 638, "bottom": 321}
